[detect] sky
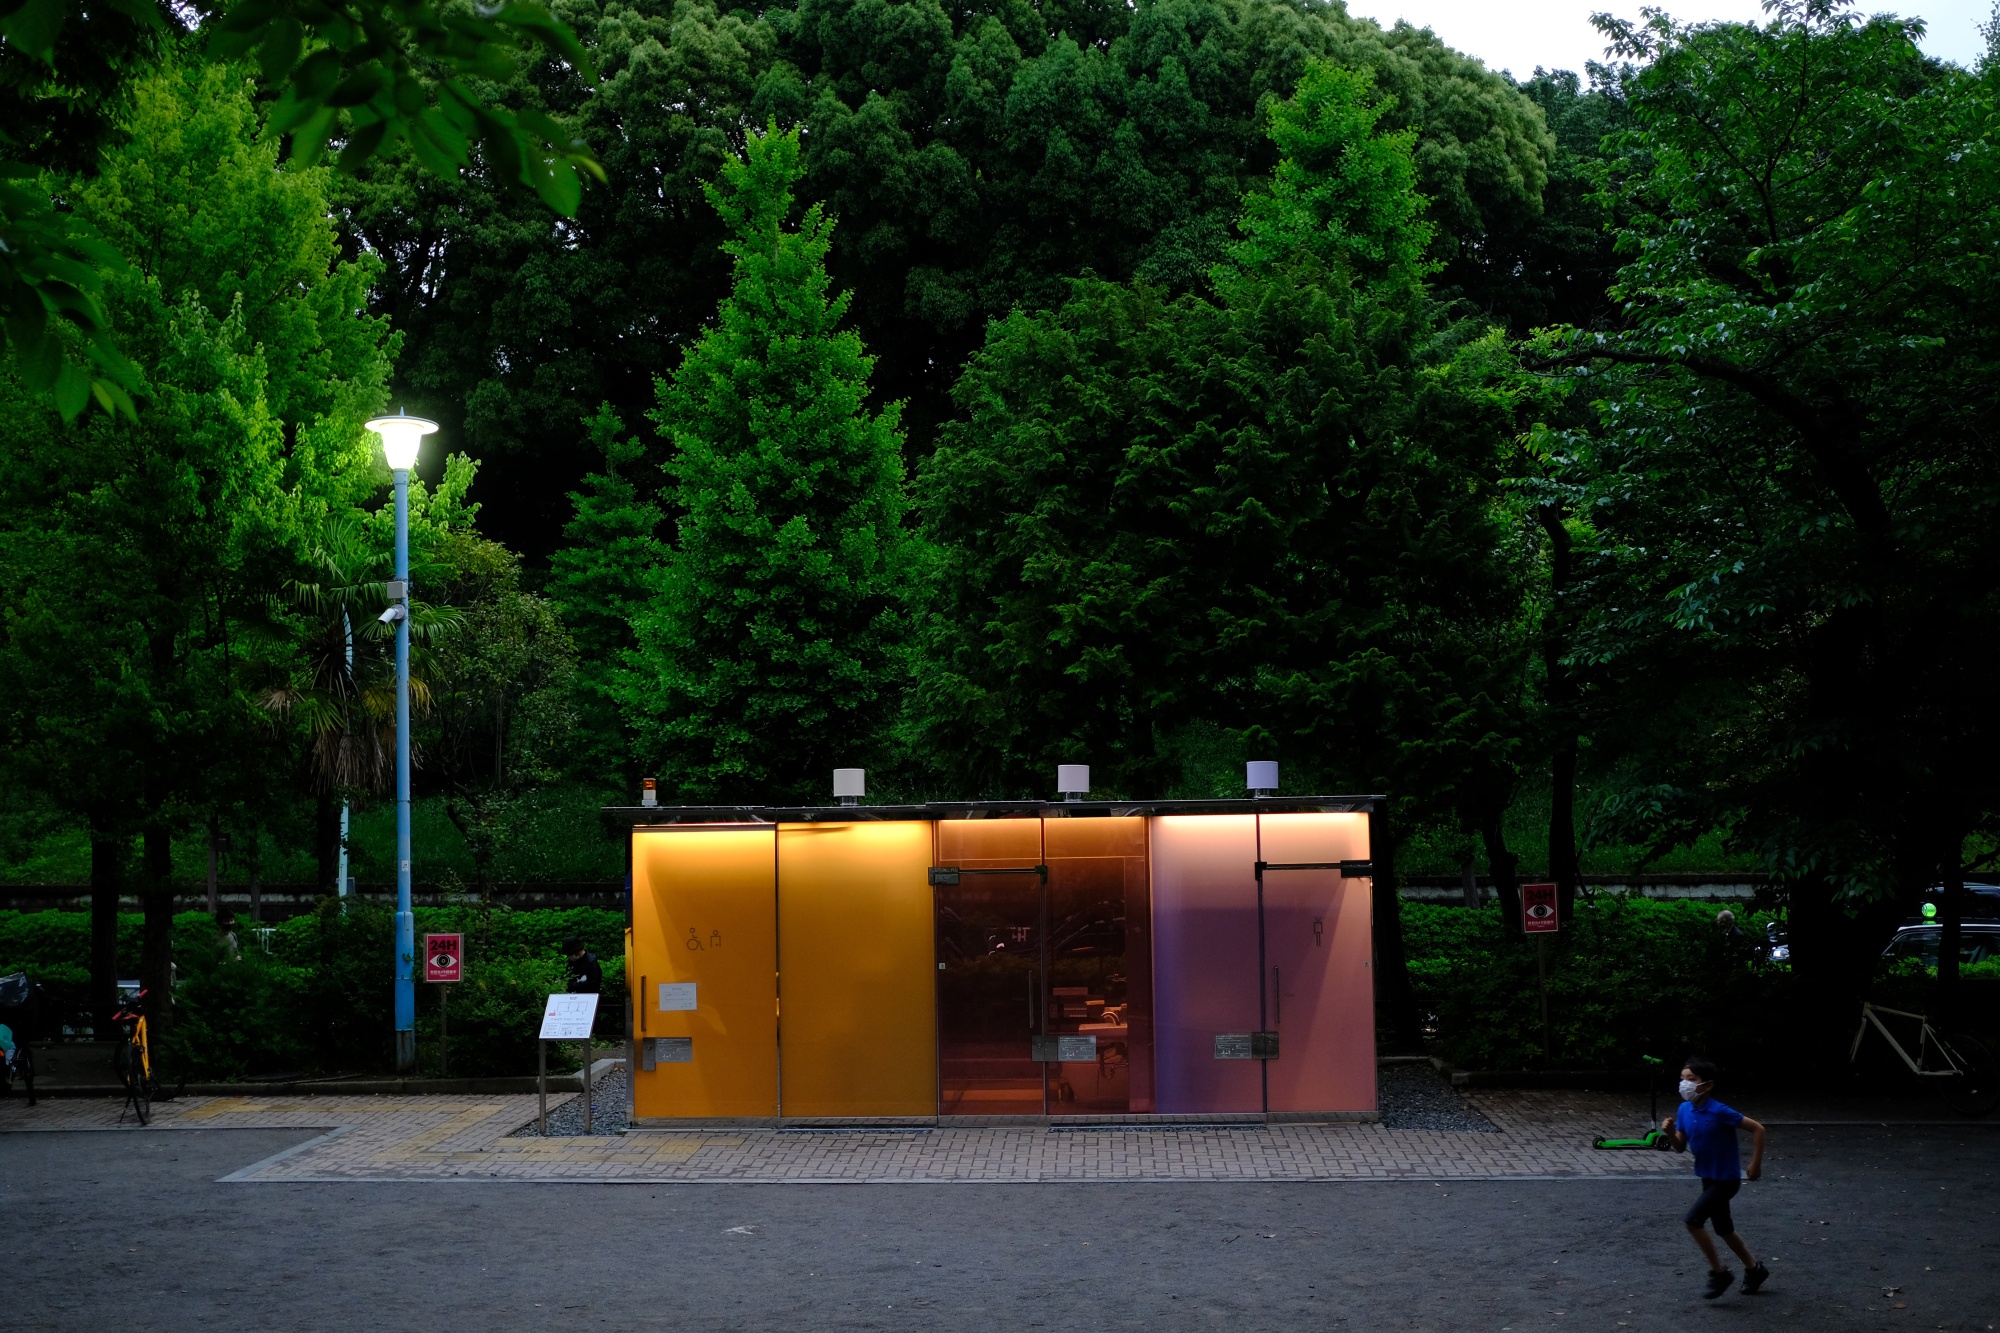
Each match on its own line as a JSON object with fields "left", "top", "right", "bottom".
{"left": 1338, "top": 0, "right": 1994, "bottom": 79}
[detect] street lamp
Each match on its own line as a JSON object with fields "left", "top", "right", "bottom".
{"left": 364, "top": 407, "right": 437, "bottom": 1073}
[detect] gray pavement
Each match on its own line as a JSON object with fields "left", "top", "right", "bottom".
{"left": 7, "top": 1122, "right": 1998, "bottom": 1331}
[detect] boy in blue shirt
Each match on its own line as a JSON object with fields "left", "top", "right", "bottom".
{"left": 1660, "top": 1056, "right": 1770, "bottom": 1299}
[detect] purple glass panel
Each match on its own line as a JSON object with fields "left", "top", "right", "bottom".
{"left": 1148, "top": 815, "right": 1262, "bottom": 1114}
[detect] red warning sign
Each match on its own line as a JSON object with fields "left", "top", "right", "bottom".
{"left": 1522, "top": 883, "right": 1559, "bottom": 934}
{"left": 424, "top": 932, "right": 463, "bottom": 982}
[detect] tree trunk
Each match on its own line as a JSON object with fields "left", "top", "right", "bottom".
{"left": 1938, "top": 844, "right": 1963, "bottom": 1025}
{"left": 1536, "top": 504, "right": 1582, "bottom": 922}
{"left": 206, "top": 814, "right": 220, "bottom": 914}
{"left": 140, "top": 824, "right": 175, "bottom": 1032}
{"left": 88, "top": 818, "right": 124, "bottom": 1035}
{"left": 1460, "top": 852, "right": 1481, "bottom": 910}
{"left": 248, "top": 829, "right": 263, "bottom": 925}
{"left": 1482, "top": 817, "right": 1523, "bottom": 942}
{"left": 1368, "top": 808, "right": 1421, "bottom": 1050}
{"left": 314, "top": 793, "right": 340, "bottom": 897}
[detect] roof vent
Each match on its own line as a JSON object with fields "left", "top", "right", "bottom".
{"left": 1057, "top": 764, "right": 1090, "bottom": 801}
{"left": 1247, "top": 761, "right": 1279, "bottom": 797}
{"left": 833, "top": 768, "right": 865, "bottom": 806}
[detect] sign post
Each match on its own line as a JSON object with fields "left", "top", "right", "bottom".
{"left": 1521, "top": 884, "right": 1559, "bottom": 1064}
{"left": 424, "top": 933, "right": 463, "bottom": 1076}
{"left": 537, "top": 992, "right": 600, "bottom": 1135}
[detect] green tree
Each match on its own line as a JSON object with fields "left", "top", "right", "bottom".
{"left": 548, "top": 404, "right": 665, "bottom": 788}
{"left": 0, "top": 61, "right": 395, "bottom": 1029}
{"left": 337, "top": 0, "right": 1556, "bottom": 560}
{"left": 914, "top": 62, "right": 1534, "bottom": 1032}
{"left": 1534, "top": 0, "right": 2000, "bottom": 1027}
{"left": 619, "top": 123, "right": 911, "bottom": 802}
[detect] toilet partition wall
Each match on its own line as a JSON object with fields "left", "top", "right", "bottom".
{"left": 1149, "top": 815, "right": 1264, "bottom": 1113}
{"left": 1257, "top": 812, "right": 1376, "bottom": 1115}
{"left": 777, "top": 821, "right": 936, "bottom": 1118}
{"left": 1148, "top": 812, "right": 1375, "bottom": 1116}
{"left": 631, "top": 827, "right": 779, "bottom": 1120}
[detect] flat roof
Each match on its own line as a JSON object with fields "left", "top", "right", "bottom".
{"left": 605, "top": 796, "right": 1383, "bottom": 825}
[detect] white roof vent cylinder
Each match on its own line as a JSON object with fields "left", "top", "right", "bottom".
{"left": 1247, "top": 761, "right": 1279, "bottom": 797}
{"left": 833, "top": 768, "right": 866, "bottom": 806}
{"left": 1057, "top": 764, "right": 1090, "bottom": 801}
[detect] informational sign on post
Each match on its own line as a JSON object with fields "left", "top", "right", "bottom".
{"left": 539, "top": 992, "right": 600, "bottom": 1039}
{"left": 1521, "top": 882, "right": 1558, "bottom": 1065}
{"left": 1522, "top": 882, "right": 1560, "bottom": 934}
{"left": 536, "top": 992, "right": 603, "bottom": 1136}
{"left": 424, "top": 932, "right": 463, "bottom": 982}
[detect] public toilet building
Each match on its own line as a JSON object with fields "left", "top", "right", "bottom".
{"left": 612, "top": 778, "right": 1379, "bottom": 1126}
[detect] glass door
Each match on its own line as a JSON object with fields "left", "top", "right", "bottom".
{"left": 935, "top": 818, "right": 1047, "bottom": 1116}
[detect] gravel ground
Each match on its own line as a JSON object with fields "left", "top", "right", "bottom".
{"left": 1376, "top": 1059, "right": 1498, "bottom": 1131}
{"left": 512, "top": 1061, "right": 1491, "bottom": 1136}
{"left": 510, "top": 1063, "right": 629, "bottom": 1137}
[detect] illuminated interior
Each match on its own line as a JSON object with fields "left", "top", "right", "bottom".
{"left": 625, "top": 805, "right": 1373, "bottom": 1123}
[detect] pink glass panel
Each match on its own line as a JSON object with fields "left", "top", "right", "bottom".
{"left": 1258, "top": 813, "right": 1376, "bottom": 1114}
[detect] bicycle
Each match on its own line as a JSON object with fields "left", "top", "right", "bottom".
{"left": 111, "top": 986, "right": 155, "bottom": 1126}
{"left": 1850, "top": 1000, "right": 2000, "bottom": 1118}
{"left": 0, "top": 970, "right": 41, "bottom": 1107}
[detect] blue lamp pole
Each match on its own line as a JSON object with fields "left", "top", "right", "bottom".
{"left": 365, "top": 408, "right": 437, "bottom": 1073}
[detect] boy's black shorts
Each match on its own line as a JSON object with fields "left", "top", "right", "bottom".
{"left": 1684, "top": 1178, "right": 1741, "bottom": 1235}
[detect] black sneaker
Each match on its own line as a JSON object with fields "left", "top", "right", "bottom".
{"left": 1703, "top": 1269, "right": 1735, "bottom": 1300}
{"left": 1743, "top": 1263, "right": 1769, "bottom": 1294}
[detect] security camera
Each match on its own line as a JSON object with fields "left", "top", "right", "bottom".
{"left": 378, "top": 605, "right": 408, "bottom": 625}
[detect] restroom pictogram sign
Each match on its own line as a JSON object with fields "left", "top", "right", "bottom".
{"left": 425, "top": 932, "right": 463, "bottom": 982}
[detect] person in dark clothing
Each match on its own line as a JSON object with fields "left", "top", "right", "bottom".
{"left": 563, "top": 937, "right": 602, "bottom": 994}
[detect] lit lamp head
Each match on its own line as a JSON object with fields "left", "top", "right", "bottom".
{"left": 1056, "top": 764, "right": 1089, "bottom": 802}
{"left": 364, "top": 408, "right": 439, "bottom": 472}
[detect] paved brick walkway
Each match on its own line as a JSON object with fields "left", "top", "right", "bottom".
{"left": 0, "top": 1087, "right": 1704, "bottom": 1183}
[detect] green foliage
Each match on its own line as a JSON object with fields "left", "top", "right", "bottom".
{"left": 1529, "top": 0, "right": 2000, "bottom": 925}
{"left": 337, "top": 0, "right": 1555, "bottom": 559}
{"left": 0, "top": 904, "right": 624, "bottom": 1077}
{"left": 548, "top": 405, "right": 666, "bottom": 785}
{"left": 1404, "top": 897, "right": 1791, "bottom": 1071}
{"left": 621, "top": 123, "right": 912, "bottom": 801}
{"left": 912, "top": 62, "right": 1529, "bottom": 801}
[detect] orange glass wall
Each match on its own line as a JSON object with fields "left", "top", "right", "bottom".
{"left": 1043, "top": 816, "right": 1153, "bottom": 1112}
{"left": 1259, "top": 813, "right": 1375, "bottom": 1114}
{"left": 630, "top": 827, "right": 778, "bottom": 1120}
{"left": 776, "top": 822, "right": 936, "bottom": 1117}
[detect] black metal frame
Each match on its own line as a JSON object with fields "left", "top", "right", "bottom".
{"left": 606, "top": 796, "right": 1383, "bottom": 826}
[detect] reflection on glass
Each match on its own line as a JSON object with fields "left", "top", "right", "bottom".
{"left": 1045, "top": 816, "right": 1150, "bottom": 1113}
{"left": 932, "top": 817, "right": 1154, "bottom": 1116}
{"left": 936, "top": 819, "right": 1045, "bottom": 1116}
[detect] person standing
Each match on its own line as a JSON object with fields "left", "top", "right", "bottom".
{"left": 1661, "top": 1056, "right": 1771, "bottom": 1298}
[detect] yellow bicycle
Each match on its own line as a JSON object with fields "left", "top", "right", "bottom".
{"left": 112, "top": 987, "right": 155, "bottom": 1125}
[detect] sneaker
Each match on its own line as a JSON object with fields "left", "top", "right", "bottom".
{"left": 1743, "top": 1263, "right": 1769, "bottom": 1294}
{"left": 1703, "top": 1269, "right": 1735, "bottom": 1300}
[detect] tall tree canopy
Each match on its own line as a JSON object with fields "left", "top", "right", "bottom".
{"left": 913, "top": 60, "right": 1529, "bottom": 808}
{"left": 0, "top": 61, "right": 396, "bottom": 1020}
{"left": 341, "top": 0, "right": 1556, "bottom": 559}
{"left": 1535, "top": 0, "right": 2000, "bottom": 1010}
{"left": 617, "top": 123, "right": 912, "bottom": 802}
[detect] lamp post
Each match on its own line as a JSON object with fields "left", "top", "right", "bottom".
{"left": 365, "top": 408, "right": 437, "bottom": 1073}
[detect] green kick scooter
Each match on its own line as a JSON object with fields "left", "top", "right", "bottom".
{"left": 1592, "top": 1055, "right": 1674, "bottom": 1149}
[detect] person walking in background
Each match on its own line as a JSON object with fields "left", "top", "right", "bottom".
{"left": 563, "top": 937, "right": 602, "bottom": 995}
{"left": 1662, "top": 1056, "right": 1771, "bottom": 1299}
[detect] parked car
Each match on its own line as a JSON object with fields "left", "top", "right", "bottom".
{"left": 1880, "top": 922, "right": 2000, "bottom": 970}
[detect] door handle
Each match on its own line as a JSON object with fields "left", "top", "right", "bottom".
{"left": 1028, "top": 969, "right": 1038, "bottom": 1029}
{"left": 640, "top": 974, "right": 647, "bottom": 1032}
{"left": 1274, "top": 968, "right": 1280, "bottom": 1026}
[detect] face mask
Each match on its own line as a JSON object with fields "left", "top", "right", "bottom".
{"left": 1679, "top": 1080, "right": 1702, "bottom": 1101}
